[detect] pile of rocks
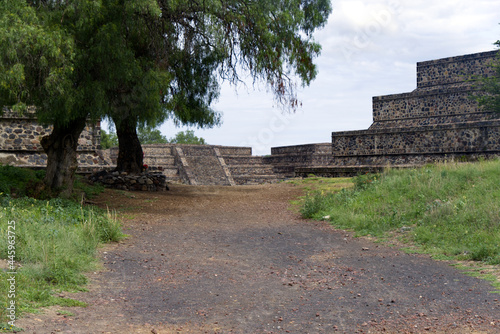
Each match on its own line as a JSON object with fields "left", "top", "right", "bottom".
{"left": 88, "top": 170, "right": 169, "bottom": 191}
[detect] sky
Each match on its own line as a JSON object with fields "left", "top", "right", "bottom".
{"left": 107, "top": 0, "right": 500, "bottom": 155}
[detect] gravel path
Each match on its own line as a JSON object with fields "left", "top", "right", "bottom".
{"left": 17, "top": 184, "right": 500, "bottom": 333}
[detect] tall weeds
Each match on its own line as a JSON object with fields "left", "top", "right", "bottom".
{"left": 301, "top": 159, "right": 500, "bottom": 264}
{"left": 0, "top": 188, "right": 122, "bottom": 325}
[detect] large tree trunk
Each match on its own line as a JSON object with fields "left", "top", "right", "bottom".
{"left": 40, "top": 116, "right": 87, "bottom": 198}
{"left": 113, "top": 114, "right": 143, "bottom": 174}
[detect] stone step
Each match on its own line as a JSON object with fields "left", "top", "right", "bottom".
{"left": 233, "top": 175, "right": 278, "bottom": 185}
{"left": 145, "top": 166, "right": 178, "bottom": 176}
{"left": 142, "top": 145, "right": 174, "bottom": 155}
{"left": 268, "top": 165, "right": 296, "bottom": 179}
{"left": 144, "top": 156, "right": 175, "bottom": 166}
{"left": 294, "top": 166, "right": 412, "bottom": 178}
{"left": 144, "top": 152, "right": 175, "bottom": 157}
{"left": 184, "top": 156, "right": 231, "bottom": 186}
{"left": 229, "top": 165, "right": 275, "bottom": 175}
{"left": 164, "top": 175, "right": 183, "bottom": 184}
{"left": 180, "top": 146, "right": 216, "bottom": 156}
{"left": 217, "top": 147, "right": 252, "bottom": 156}
{"left": 271, "top": 143, "right": 332, "bottom": 155}
{"left": 223, "top": 155, "right": 265, "bottom": 165}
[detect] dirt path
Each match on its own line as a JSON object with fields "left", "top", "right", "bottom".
{"left": 17, "top": 184, "right": 500, "bottom": 333}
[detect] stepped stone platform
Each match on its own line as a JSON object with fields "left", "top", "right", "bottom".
{"left": 2, "top": 50, "right": 499, "bottom": 184}
{"left": 270, "top": 50, "right": 500, "bottom": 178}
{"left": 0, "top": 108, "right": 111, "bottom": 172}
{"left": 330, "top": 50, "right": 500, "bottom": 168}
{"left": 263, "top": 143, "right": 333, "bottom": 179}
{"left": 111, "top": 144, "right": 278, "bottom": 186}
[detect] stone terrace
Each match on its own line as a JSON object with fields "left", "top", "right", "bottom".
{"left": 294, "top": 50, "right": 500, "bottom": 176}
{"left": 0, "top": 108, "right": 111, "bottom": 171}
{"left": 111, "top": 144, "right": 278, "bottom": 186}
{"left": 2, "top": 50, "right": 500, "bottom": 185}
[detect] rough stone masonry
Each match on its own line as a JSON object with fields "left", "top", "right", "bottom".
{"left": 330, "top": 50, "right": 500, "bottom": 167}
{"left": 1, "top": 50, "right": 500, "bottom": 185}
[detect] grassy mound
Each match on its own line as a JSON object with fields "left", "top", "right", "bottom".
{"left": 301, "top": 159, "right": 500, "bottom": 264}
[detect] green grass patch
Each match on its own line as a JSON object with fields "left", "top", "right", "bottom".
{"left": 0, "top": 165, "right": 105, "bottom": 201}
{"left": 287, "top": 176, "right": 353, "bottom": 194}
{"left": 287, "top": 176, "right": 354, "bottom": 209}
{"left": 72, "top": 175, "right": 105, "bottom": 200}
{"left": 301, "top": 160, "right": 500, "bottom": 265}
{"left": 0, "top": 166, "right": 122, "bottom": 329}
{"left": 0, "top": 165, "right": 46, "bottom": 198}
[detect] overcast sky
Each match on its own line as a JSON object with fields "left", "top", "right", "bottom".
{"left": 114, "top": 0, "right": 500, "bottom": 155}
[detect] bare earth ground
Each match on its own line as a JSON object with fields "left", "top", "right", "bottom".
{"left": 17, "top": 183, "right": 500, "bottom": 333}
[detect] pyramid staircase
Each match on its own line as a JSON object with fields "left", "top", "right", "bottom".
{"left": 222, "top": 151, "right": 278, "bottom": 185}
{"left": 139, "top": 144, "right": 278, "bottom": 186}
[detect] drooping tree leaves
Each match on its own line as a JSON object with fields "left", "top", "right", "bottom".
{"left": 1, "top": 0, "right": 332, "bottom": 188}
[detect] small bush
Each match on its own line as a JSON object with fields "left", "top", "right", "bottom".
{"left": 353, "top": 173, "right": 379, "bottom": 190}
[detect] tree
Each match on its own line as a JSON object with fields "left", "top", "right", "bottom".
{"left": 473, "top": 42, "right": 500, "bottom": 113}
{"left": 110, "top": 0, "right": 332, "bottom": 173}
{"left": 137, "top": 127, "right": 168, "bottom": 145}
{"left": 168, "top": 130, "right": 207, "bottom": 145}
{"left": 1, "top": 0, "right": 332, "bottom": 194}
{"left": 1, "top": 0, "right": 164, "bottom": 195}
{"left": 1, "top": 1, "right": 81, "bottom": 196}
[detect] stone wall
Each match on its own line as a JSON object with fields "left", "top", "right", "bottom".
{"left": 332, "top": 121, "right": 500, "bottom": 156}
{"left": 371, "top": 50, "right": 498, "bottom": 128}
{"left": 370, "top": 89, "right": 496, "bottom": 129}
{"left": 0, "top": 108, "right": 111, "bottom": 169}
{"left": 111, "top": 144, "right": 277, "bottom": 185}
{"left": 416, "top": 50, "right": 496, "bottom": 88}
{"left": 263, "top": 143, "right": 333, "bottom": 178}
{"left": 267, "top": 50, "right": 500, "bottom": 178}
{"left": 330, "top": 50, "right": 500, "bottom": 168}
{"left": 3, "top": 51, "right": 499, "bottom": 183}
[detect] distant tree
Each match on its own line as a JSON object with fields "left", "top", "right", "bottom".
{"left": 473, "top": 42, "right": 500, "bottom": 113}
{"left": 137, "top": 127, "right": 168, "bottom": 145}
{"left": 168, "top": 130, "right": 207, "bottom": 145}
{"left": 100, "top": 130, "right": 118, "bottom": 149}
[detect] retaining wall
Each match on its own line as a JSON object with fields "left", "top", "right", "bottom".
{"left": 330, "top": 50, "right": 500, "bottom": 168}
{"left": 0, "top": 108, "right": 110, "bottom": 169}
{"left": 2, "top": 51, "right": 499, "bottom": 182}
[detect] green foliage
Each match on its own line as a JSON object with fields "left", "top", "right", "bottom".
{"left": 301, "top": 160, "right": 500, "bottom": 264}
{"left": 472, "top": 43, "right": 500, "bottom": 114}
{"left": 0, "top": 165, "right": 45, "bottom": 198}
{"left": 0, "top": 196, "right": 123, "bottom": 323}
{"left": 102, "top": 127, "right": 208, "bottom": 146}
{"left": 168, "top": 130, "right": 207, "bottom": 145}
{"left": 353, "top": 173, "right": 380, "bottom": 190}
{"left": 0, "top": 166, "right": 112, "bottom": 323}
{"left": 100, "top": 129, "right": 118, "bottom": 149}
{"left": 0, "top": 166, "right": 103, "bottom": 200}
{"left": 72, "top": 175, "right": 105, "bottom": 200}
{"left": 1, "top": 0, "right": 332, "bottom": 189}
{"left": 137, "top": 127, "right": 168, "bottom": 145}
{"left": 0, "top": 0, "right": 75, "bottom": 121}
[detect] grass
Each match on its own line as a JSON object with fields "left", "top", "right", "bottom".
{"left": 287, "top": 176, "right": 353, "bottom": 209}
{"left": 0, "top": 166, "right": 46, "bottom": 198}
{"left": 0, "top": 166, "right": 123, "bottom": 331}
{"left": 300, "top": 159, "right": 500, "bottom": 265}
